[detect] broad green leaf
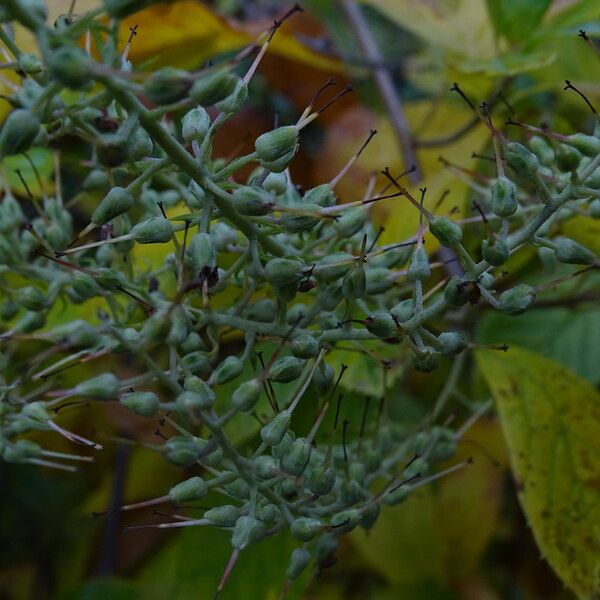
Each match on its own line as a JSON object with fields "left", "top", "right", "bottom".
{"left": 458, "top": 49, "right": 556, "bottom": 76}
{"left": 486, "top": 0, "right": 552, "bottom": 43}
{"left": 477, "top": 308, "right": 600, "bottom": 384}
{"left": 476, "top": 346, "right": 600, "bottom": 599}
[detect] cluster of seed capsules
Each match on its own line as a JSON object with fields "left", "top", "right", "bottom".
{"left": 1, "top": 0, "right": 600, "bottom": 594}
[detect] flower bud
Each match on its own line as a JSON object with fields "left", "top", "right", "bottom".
{"left": 210, "top": 355, "right": 243, "bottom": 385}
{"left": 330, "top": 509, "right": 360, "bottom": 534}
{"left": 556, "top": 143, "right": 582, "bottom": 172}
{"left": 554, "top": 237, "right": 597, "bottom": 265}
{"left": 169, "top": 476, "right": 207, "bottom": 503}
{"left": 92, "top": 187, "right": 134, "bottom": 225}
{"left": 47, "top": 46, "right": 91, "bottom": 89}
{"left": 181, "top": 352, "right": 211, "bottom": 376}
{"left": 75, "top": 373, "right": 120, "bottom": 398}
{"left": 283, "top": 204, "right": 321, "bottom": 233}
{"left": 490, "top": 176, "right": 518, "bottom": 218}
{"left": 83, "top": 169, "right": 111, "bottom": 193}
{"left": 204, "top": 505, "right": 241, "bottom": 527}
{"left": 186, "top": 232, "right": 216, "bottom": 274}
{"left": 215, "top": 79, "right": 248, "bottom": 114}
{"left": 189, "top": 71, "right": 239, "bottom": 106}
{"left": 176, "top": 387, "right": 213, "bottom": 414}
{"left": 252, "top": 455, "right": 278, "bottom": 480}
{"left": 232, "top": 378, "right": 261, "bottom": 411}
{"left": 2, "top": 439, "right": 42, "bottom": 463}
{"left": 304, "top": 184, "right": 335, "bottom": 208}
{"left": 182, "top": 107, "right": 211, "bottom": 144}
{"left": 286, "top": 548, "right": 311, "bottom": 580}
{"left": 444, "top": 276, "right": 470, "bottom": 307}
{"left": 390, "top": 299, "right": 414, "bottom": 323}
{"left": 365, "top": 311, "right": 396, "bottom": 338}
{"left": 232, "top": 516, "right": 266, "bottom": 550}
{"left": 482, "top": 236, "right": 510, "bottom": 266}
{"left": 529, "top": 135, "right": 554, "bottom": 166}
{"left": 407, "top": 247, "right": 430, "bottom": 281}
{"left": 262, "top": 172, "right": 288, "bottom": 195}
{"left": 231, "top": 186, "right": 273, "bottom": 216}
{"left": 264, "top": 258, "right": 303, "bottom": 287}
{"left": 342, "top": 262, "right": 366, "bottom": 299}
{"left": 261, "top": 411, "right": 291, "bottom": 446}
{"left": 144, "top": 68, "right": 192, "bottom": 105}
{"left": 164, "top": 436, "right": 201, "bottom": 467}
{"left": 314, "top": 253, "right": 353, "bottom": 282}
{"left": 120, "top": 391, "right": 160, "bottom": 416}
{"left": 498, "top": 284, "right": 535, "bottom": 315}
{"left": 126, "top": 127, "right": 153, "bottom": 161}
{"left": 269, "top": 356, "right": 304, "bottom": 383}
{"left": 0, "top": 109, "right": 40, "bottom": 158}
{"left": 316, "top": 283, "right": 342, "bottom": 311}
{"left": 566, "top": 133, "right": 600, "bottom": 157}
{"left": 131, "top": 217, "right": 173, "bottom": 244}
{"left": 385, "top": 484, "right": 411, "bottom": 506}
{"left": 281, "top": 437, "right": 311, "bottom": 476}
{"left": 12, "top": 310, "right": 46, "bottom": 334}
{"left": 333, "top": 206, "right": 368, "bottom": 237}
{"left": 308, "top": 465, "right": 336, "bottom": 495}
{"left": 290, "top": 335, "right": 319, "bottom": 359}
{"left": 414, "top": 347, "right": 441, "bottom": 372}
{"left": 291, "top": 517, "right": 323, "bottom": 542}
{"left": 505, "top": 141, "right": 539, "bottom": 177}
{"left": 429, "top": 216, "right": 462, "bottom": 248}
{"left": 437, "top": 331, "right": 467, "bottom": 356}
{"left": 590, "top": 198, "right": 600, "bottom": 218}
{"left": 16, "top": 286, "right": 46, "bottom": 312}
{"left": 255, "top": 126, "right": 299, "bottom": 173}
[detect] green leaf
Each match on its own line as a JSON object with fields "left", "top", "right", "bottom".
{"left": 477, "top": 308, "right": 600, "bottom": 384}
{"left": 457, "top": 49, "right": 556, "bottom": 76}
{"left": 0, "top": 147, "right": 54, "bottom": 197}
{"left": 486, "top": 0, "right": 552, "bottom": 43}
{"left": 476, "top": 346, "right": 600, "bottom": 599}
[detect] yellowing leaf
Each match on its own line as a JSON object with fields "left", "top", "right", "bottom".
{"left": 562, "top": 215, "right": 600, "bottom": 256}
{"left": 476, "top": 346, "right": 600, "bottom": 599}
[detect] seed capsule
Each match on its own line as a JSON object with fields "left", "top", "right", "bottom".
{"left": 261, "top": 411, "right": 291, "bottom": 446}
{"left": 186, "top": 232, "right": 216, "bottom": 274}
{"left": 210, "top": 355, "right": 243, "bottom": 385}
{"left": 553, "top": 237, "right": 597, "bottom": 265}
{"left": 556, "top": 143, "right": 582, "bottom": 172}
{"left": 590, "top": 199, "right": 600, "bottom": 218}
{"left": 252, "top": 455, "right": 278, "bottom": 480}
{"left": 308, "top": 465, "right": 336, "bottom": 495}
{"left": 169, "top": 476, "right": 207, "bottom": 502}
{"left": 232, "top": 516, "right": 266, "bottom": 550}
{"left": 244, "top": 299, "right": 277, "bottom": 322}
{"left": 262, "top": 172, "right": 288, "bottom": 195}
{"left": 164, "top": 436, "right": 201, "bottom": 467}
{"left": 232, "top": 378, "right": 261, "bottom": 412}
{"left": 189, "top": 71, "right": 239, "bottom": 106}
{"left": 143, "top": 68, "right": 192, "bottom": 105}
{"left": 290, "top": 335, "right": 319, "bottom": 359}
{"left": 127, "top": 127, "right": 153, "bottom": 160}
{"left": 182, "top": 107, "right": 211, "bottom": 143}
{"left": 269, "top": 356, "right": 305, "bottom": 383}
{"left": 47, "top": 46, "right": 90, "bottom": 89}
{"left": 176, "top": 385, "right": 214, "bottom": 413}
{"left": 291, "top": 517, "right": 323, "bottom": 542}
{"left": 365, "top": 268, "right": 394, "bottom": 295}
{"left": 365, "top": 311, "right": 396, "bottom": 339}
{"left": 314, "top": 253, "right": 353, "bottom": 283}
{"left": 131, "top": 217, "right": 173, "bottom": 244}
{"left": 429, "top": 216, "right": 462, "bottom": 248}
{"left": 255, "top": 125, "right": 299, "bottom": 173}
{"left": 215, "top": 79, "right": 248, "bottom": 114}
{"left": 181, "top": 352, "right": 211, "bottom": 376}
{"left": 342, "top": 262, "right": 366, "bottom": 299}
{"left": 92, "top": 187, "right": 134, "bottom": 226}
{"left": 413, "top": 347, "right": 441, "bottom": 372}
{"left": 264, "top": 258, "right": 303, "bottom": 287}
{"left": 490, "top": 176, "right": 518, "bottom": 218}
{"left": 505, "top": 141, "right": 539, "bottom": 177}
{"left": 120, "top": 391, "right": 160, "bottom": 416}
{"left": 390, "top": 299, "right": 414, "bottom": 323}
{"left": 529, "top": 135, "right": 554, "bottom": 166}
{"left": 0, "top": 109, "right": 40, "bottom": 158}
{"left": 567, "top": 133, "right": 600, "bottom": 157}
{"left": 385, "top": 484, "right": 411, "bottom": 506}
{"left": 407, "top": 247, "right": 430, "bottom": 281}
{"left": 304, "top": 184, "right": 335, "bottom": 208}
{"left": 204, "top": 505, "right": 241, "bottom": 527}
{"left": 330, "top": 509, "right": 360, "bottom": 534}
{"left": 281, "top": 437, "right": 311, "bottom": 476}
{"left": 334, "top": 206, "right": 367, "bottom": 237}
{"left": 75, "top": 373, "right": 120, "bottom": 398}
{"left": 286, "top": 548, "right": 311, "bottom": 580}
{"left": 16, "top": 286, "right": 46, "bottom": 312}
{"left": 231, "top": 186, "right": 273, "bottom": 216}
{"left": 437, "top": 331, "right": 468, "bottom": 356}
{"left": 498, "top": 284, "right": 535, "bottom": 315}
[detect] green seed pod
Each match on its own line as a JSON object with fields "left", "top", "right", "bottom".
{"left": 181, "top": 332, "right": 205, "bottom": 353}
{"left": 232, "top": 378, "right": 261, "bottom": 412}
{"left": 590, "top": 199, "right": 600, "bottom": 218}
{"left": 414, "top": 347, "right": 441, "bottom": 372}
{"left": 537, "top": 246, "right": 557, "bottom": 272}
{"left": 186, "top": 232, "right": 216, "bottom": 274}
{"left": 317, "top": 283, "right": 342, "bottom": 311}
{"left": 0, "top": 109, "right": 40, "bottom": 158}
{"left": 444, "top": 276, "right": 470, "bottom": 307}
{"left": 314, "top": 253, "right": 353, "bottom": 282}
{"left": 257, "top": 503, "right": 280, "bottom": 524}
{"left": 47, "top": 46, "right": 90, "bottom": 89}
{"left": 365, "top": 267, "right": 394, "bottom": 295}
{"left": 308, "top": 465, "right": 336, "bottom": 495}
{"left": 166, "top": 307, "right": 189, "bottom": 347}
{"left": 283, "top": 203, "right": 321, "bottom": 233}
{"left": 385, "top": 484, "right": 411, "bottom": 506}
{"left": 253, "top": 455, "right": 279, "bottom": 480}
{"left": 131, "top": 217, "right": 173, "bottom": 244}
{"left": 286, "top": 548, "right": 311, "bottom": 581}
{"left": 498, "top": 284, "right": 535, "bottom": 315}
{"left": 490, "top": 176, "right": 518, "bottom": 218}
{"left": 120, "top": 391, "right": 160, "bottom": 416}
{"left": 182, "top": 107, "right": 211, "bottom": 144}
{"left": 407, "top": 247, "right": 430, "bottom": 281}
{"left": 529, "top": 135, "right": 554, "bottom": 166}
{"left": 390, "top": 299, "right": 414, "bottom": 323}
{"left": 290, "top": 335, "right": 319, "bottom": 359}
{"left": 261, "top": 411, "right": 291, "bottom": 446}
{"left": 204, "top": 505, "right": 241, "bottom": 527}
{"left": 231, "top": 186, "right": 273, "bottom": 216}
{"left": 92, "top": 187, "right": 134, "bottom": 225}
{"left": 244, "top": 299, "right": 276, "bottom": 322}
{"left": 75, "top": 373, "right": 120, "bottom": 398}
{"left": 96, "top": 134, "right": 128, "bottom": 168}
{"left": 232, "top": 516, "right": 266, "bottom": 550}
{"left": 271, "top": 431, "right": 296, "bottom": 460}
{"left": 189, "top": 71, "right": 239, "bottom": 106}
{"left": 215, "top": 79, "right": 248, "bottom": 114}
{"left": 164, "top": 436, "right": 201, "bottom": 467}
{"left": 567, "top": 133, "right": 600, "bottom": 157}
{"left": 342, "top": 262, "right": 366, "bottom": 299}
{"left": 264, "top": 258, "right": 303, "bottom": 287}
{"left": 83, "top": 169, "right": 111, "bottom": 193}
{"left": 556, "top": 143, "right": 582, "bottom": 172}
{"left": 404, "top": 456, "right": 428, "bottom": 479}
{"left": 224, "top": 477, "right": 250, "bottom": 499}
{"left": 370, "top": 245, "right": 412, "bottom": 268}
{"left": 291, "top": 517, "right": 323, "bottom": 542}
{"left": 2, "top": 439, "right": 42, "bottom": 463}
{"left": 16, "top": 286, "right": 46, "bottom": 312}
{"left": 333, "top": 206, "right": 367, "bottom": 237}
{"left": 429, "top": 216, "right": 462, "bottom": 248}
{"left": 365, "top": 311, "right": 396, "bottom": 339}
{"left": 281, "top": 437, "right": 311, "bottom": 476}
{"left": 553, "top": 237, "right": 597, "bottom": 265}
{"left": 169, "top": 476, "right": 207, "bottom": 503}
{"left": 330, "top": 509, "right": 360, "bottom": 534}
{"left": 269, "top": 356, "right": 304, "bottom": 383}
{"left": 210, "top": 355, "right": 243, "bottom": 385}
{"left": 255, "top": 125, "right": 299, "bottom": 173}
{"left": 143, "top": 67, "right": 192, "bottom": 105}
{"left": 304, "top": 184, "right": 335, "bottom": 208}
{"left": 262, "top": 172, "right": 288, "bottom": 196}
{"left": 482, "top": 236, "right": 510, "bottom": 266}
{"left": 505, "top": 141, "right": 539, "bottom": 177}
{"left": 12, "top": 310, "right": 46, "bottom": 334}
{"left": 176, "top": 388, "right": 213, "bottom": 414}
{"left": 437, "top": 331, "right": 468, "bottom": 356}
{"left": 126, "top": 127, "right": 153, "bottom": 160}
{"left": 18, "top": 52, "right": 42, "bottom": 75}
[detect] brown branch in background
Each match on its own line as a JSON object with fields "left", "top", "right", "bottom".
{"left": 339, "top": 0, "right": 421, "bottom": 184}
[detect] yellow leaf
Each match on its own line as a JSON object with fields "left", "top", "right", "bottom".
{"left": 476, "top": 346, "right": 600, "bottom": 599}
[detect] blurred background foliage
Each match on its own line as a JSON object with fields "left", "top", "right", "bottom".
{"left": 1, "top": 0, "right": 600, "bottom": 598}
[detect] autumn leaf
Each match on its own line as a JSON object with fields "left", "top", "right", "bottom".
{"left": 476, "top": 346, "right": 600, "bottom": 599}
